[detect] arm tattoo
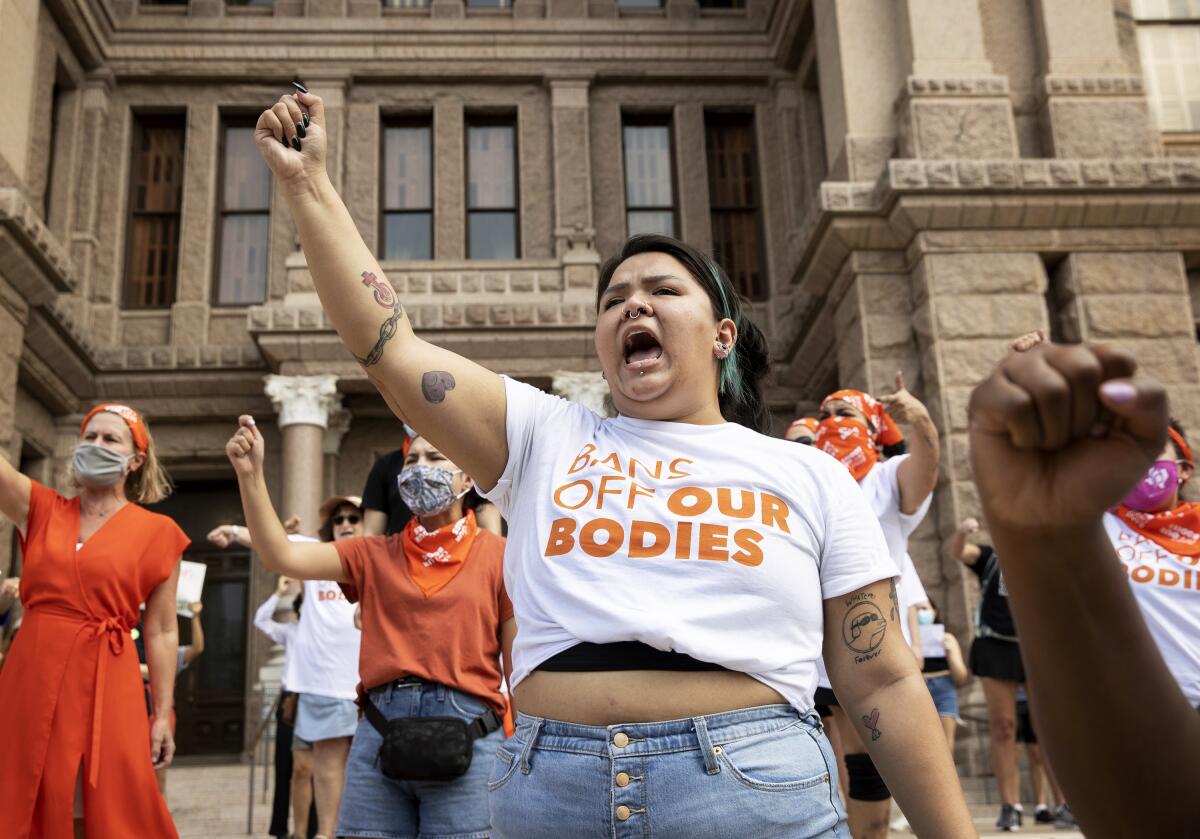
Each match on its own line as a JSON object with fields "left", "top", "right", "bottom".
{"left": 842, "top": 591, "right": 887, "bottom": 664}
{"left": 354, "top": 303, "right": 405, "bottom": 367}
{"left": 861, "top": 707, "right": 882, "bottom": 740}
{"left": 421, "top": 371, "right": 456, "bottom": 403}
{"left": 361, "top": 271, "right": 397, "bottom": 308}
{"left": 888, "top": 579, "right": 899, "bottom": 622}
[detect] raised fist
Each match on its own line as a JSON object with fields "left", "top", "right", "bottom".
{"left": 968, "top": 343, "right": 1166, "bottom": 531}
{"left": 254, "top": 89, "right": 327, "bottom": 189}
{"left": 226, "top": 415, "right": 265, "bottom": 478}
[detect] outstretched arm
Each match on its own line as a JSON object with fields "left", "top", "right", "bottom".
{"left": 945, "top": 518, "right": 982, "bottom": 565}
{"left": 226, "top": 416, "right": 347, "bottom": 582}
{"left": 878, "top": 372, "right": 939, "bottom": 515}
{"left": 969, "top": 341, "right": 1200, "bottom": 835}
{"left": 824, "top": 578, "right": 976, "bottom": 838}
{"left": 182, "top": 603, "right": 205, "bottom": 665}
{"left": 0, "top": 456, "right": 30, "bottom": 534}
{"left": 255, "top": 91, "right": 508, "bottom": 490}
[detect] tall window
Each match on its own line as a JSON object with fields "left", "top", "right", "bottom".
{"left": 381, "top": 119, "right": 433, "bottom": 260}
{"left": 1134, "top": 0, "right": 1200, "bottom": 130}
{"left": 622, "top": 118, "right": 676, "bottom": 237}
{"left": 215, "top": 121, "right": 272, "bottom": 305}
{"left": 705, "top": 112, "right": 765, "bottom": 300}
{"left": 124, "top": 114, "right": 185, "bottom": 309}
{"left": 466, "top": 118, "right": 519, "bottom": 260}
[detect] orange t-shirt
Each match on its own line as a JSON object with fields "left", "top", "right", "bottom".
{"left": 335, "top": 529, "right": 513, "bottom": 712}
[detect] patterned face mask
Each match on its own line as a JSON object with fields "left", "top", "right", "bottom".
{"left": 397, "top": 465, "right": 470, "bottom": 517}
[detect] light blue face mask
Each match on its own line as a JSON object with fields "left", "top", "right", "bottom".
{"left": 397, "top": 465, "right": 469, "bottom": 517}
{"left": 917, "top": 608, "right": 936, "bottom": 626}
{"left": 73, "top": 444, "right": 131, "bottom": 487}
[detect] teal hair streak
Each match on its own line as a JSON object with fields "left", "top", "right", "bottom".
{"left": 705, "top": 257, "right": 745, "bottom": 401}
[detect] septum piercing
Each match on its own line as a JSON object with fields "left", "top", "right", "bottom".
{"left": 627, "top": 307, "right": 645, "bottom": 320}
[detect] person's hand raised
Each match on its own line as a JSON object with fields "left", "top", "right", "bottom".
{"left": 957, "top": 517, "right": 980, "bottom": 535}
{"left": 968, "top": 343, "right": 1166, "bottom": 531}
{"left": 275, "top": 576, "right": 293, "bottom": 598}
{"left": 878, "top": 371, "right": 930, "bottom": 425}
{"left": 226, "top": 415, "right": 265, "bottom": 479}
{"left": 254, "top": 89, "right": 327, "bottom": 190}
{"left": 206, "top": 525, "right": 235, "bottom": 548}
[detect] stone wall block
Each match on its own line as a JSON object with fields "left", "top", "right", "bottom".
{"left": 461, "top": 275, "right": 482, "bottom": 294}
{"left": 510, "top": 272, "right": 534, "bottom": 292}
{"left": 433, "top": 273, "right": 458, "bottom": 293}
{"left": 938, "top": 339, "right": 1013, "bottom": 386}
{"left": 408, "top": 275, "right": 430, "bottom": 294}
{"left": 934, "top": 295, "right": 1045, "bottom": 339}
{"left": 537, "top": 304, "right": 559, "bottom": 324}
{"left": 1068, "top": 252, "right": 1185, "bottom": 295}
{"left": 900, "top": 99, "right": 1018, "bottom": 160}
{"left": 1084, "top": 296, "right": 1193, "bottom": 339}
{"left": 1043, "top": 99, "right": 1161, "bottom": 159}
{"left": 466, "top": 304, "right": 488, "bottom": 325}
{"left": 1098, "top": 339, "right": 1200, "bottom": 384}
{"left": 490, "top": 304, "right": 513, "bottom": 325}
{"left": 513, "top": 304, "right": 535, "bottom": 325}
{"left": 924, "top": 253, "right": 1044, "bottom": 296}
{"left": 443, "top": 304, "right": 463, "bottom": 326}
{"left": 866, "top": 315, "right": 913, "bottom": 351}
{"left": 538, "top": 271, "right": 563, "bottom": 292}
{"left": 485, "top": 273, "right": 507, "bottom": 293}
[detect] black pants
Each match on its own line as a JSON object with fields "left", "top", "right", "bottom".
{"left": 271, "top": 692, "right": 318, "bottom": 839}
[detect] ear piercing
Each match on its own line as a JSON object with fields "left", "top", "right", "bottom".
{"left": 715, "top": 342, "right": 731, "bottom": 359}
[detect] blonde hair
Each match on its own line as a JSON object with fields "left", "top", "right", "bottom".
{"left": 126, "top": 430, "right": 173, "bottom": 504}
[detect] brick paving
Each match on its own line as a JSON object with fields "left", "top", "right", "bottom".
{"left": 165, "top": 761, "right": 1086, "bottom": 838}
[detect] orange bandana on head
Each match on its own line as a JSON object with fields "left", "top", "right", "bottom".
{"left": 1114, "top": 503, "right": 1200, "bottom": 557}
{"left": 403, "top": 509, "right": 479, "bottom": 597}
{"left": 80, "top": 403, "right": 149, "bottom": 452}
{"left": 819, "top": 390, "right": 904, "bottom": 448}
{"left": 788, "top": 417, "right": 820, "bottom": 435}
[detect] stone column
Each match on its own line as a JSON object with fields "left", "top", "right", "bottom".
{"left": 322, "top": 408, "right": 352, "bottom": 497}
{"left": 434, "top": 97, "right": 465, "bottom": 261}
{"left": 548, "top": 77, "right": 601, "bottom": 287}
{"left": 1030, "top": 0, "right": 1160, "bottom": 158}
{"left": 674, "top": 102, "right": 713, "bottom": 255}
{"left": 893, "top": 0, "right": 1018, "bottom": 160}
{"left": 552, "top": 371, "right": 611, "bottom": 417}
{"left": 264, "top": 374, "right": 342, "bottom": 537}
{"left": 305, "top": 76, "right": 350, "bottom": 194}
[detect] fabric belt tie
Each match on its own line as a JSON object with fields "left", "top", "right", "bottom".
{"left": 88, "top": 616, "right": 130, "bottom": 787}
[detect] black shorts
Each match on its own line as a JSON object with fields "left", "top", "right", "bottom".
{"left": 969, "top": 636, "right": 1025, "bottom": 683}
{"left": 1015, "top": 700, "right": 1037, "bottom": 743}
{"left": 813, "top": 687, "right": 838, "bottom": 715}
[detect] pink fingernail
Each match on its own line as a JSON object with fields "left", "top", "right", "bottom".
{"left": 1100, "top": 382, "right": 1136, "bottom": 404}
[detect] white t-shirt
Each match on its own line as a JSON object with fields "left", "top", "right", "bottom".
{"left": 283, "top": 579, "right": 361, "bottom": 700}
{"left": 254, "top": 593, "right": 298, "bottom": 690}
{"left": 1104, "top": 512, "right": 1200, "bottom": 706}
{"left": 481, "top": 377, "right": 898, "bottom": 713}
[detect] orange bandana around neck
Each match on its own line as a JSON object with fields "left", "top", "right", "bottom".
{"left": 403, "top": 510, "right": 479, "bottom": 597}
{"left": 1114, "top": 502, "right": 1200, "bottom": 557}
{"left": 816, "top": 416, "right": 879, "bottom": 482}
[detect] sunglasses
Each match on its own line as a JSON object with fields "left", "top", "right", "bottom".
{"left": 332, "top": 514, "right": 360, "bottom": 526}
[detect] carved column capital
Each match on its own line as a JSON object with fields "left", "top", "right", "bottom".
{"left": 264, "top": 374, "right": 342, "bottom": 428}
{"left": 552, "top": 370, "right": 611, "bottom": 417}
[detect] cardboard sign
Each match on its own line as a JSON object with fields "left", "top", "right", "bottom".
{"left": 176, "top": 560, "right": 207, "bottom": 616}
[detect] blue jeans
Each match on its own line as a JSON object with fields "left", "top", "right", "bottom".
{"left": 488, "top": 705, "right": 849, "bottom": 839}
{"left": 337, "top": 681, "right": 504, "bottom": 839}
{"left": 925, "top": 675, "right": 961, "bottom": 721}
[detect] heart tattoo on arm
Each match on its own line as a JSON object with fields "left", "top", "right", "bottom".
{"left": 862, "top": 707, "right": 882, "bottom": 741}
{"left": 422, "top": 371, "right": 456, "bottom": 403}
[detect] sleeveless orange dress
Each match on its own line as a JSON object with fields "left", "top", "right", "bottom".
{"left": 0, "top": 481, "right": 189, "bottom": 838}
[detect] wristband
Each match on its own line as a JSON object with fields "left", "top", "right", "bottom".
{"left": 231, "top": 525, "right": 239, "bottom": 541}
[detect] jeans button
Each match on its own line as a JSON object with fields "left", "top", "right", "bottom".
{"left": 616, "top": 805, "right": 631, "bottom": 821}
{"left": 615, "top": 772, "right": 631, "bottom": 787}
{"left": 613, "top": 732, "right": 629, "bottom": 748}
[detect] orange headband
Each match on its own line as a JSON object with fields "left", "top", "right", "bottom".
{"left": 1169, "top": 427, "right": 1194, "bottom": 465}
{"left": 788, "top": 417, "right": 819, "bottom": 433}
{"left": 80, "top": 404, "right": 149, "bottom": 452}
{"left": 820, "top": 389, "right": 905, "bottom": 447}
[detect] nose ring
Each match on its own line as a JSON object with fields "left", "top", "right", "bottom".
{"left": 626, "top": 306, "right": 644, "bottom": 320}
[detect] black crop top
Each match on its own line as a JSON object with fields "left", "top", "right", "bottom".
{"left": 536, "top": 641, "right": 726, "bottom": 672}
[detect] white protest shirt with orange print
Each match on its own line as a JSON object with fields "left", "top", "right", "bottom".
{"left": 482, "top": 377, "right": 898, "bottom": 713}
{"left": 285, "top": 578, "right": 362, "bottom": 701}
{"left": 1104, "top": 511, "right": 1200, "bottom": 706}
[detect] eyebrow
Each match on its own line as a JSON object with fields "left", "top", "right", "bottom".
{"left": 603, "top": 274, "right": 683, "bottom": 297}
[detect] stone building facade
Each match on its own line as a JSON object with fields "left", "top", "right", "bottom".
{"left": 1, "top": 0, "right": 1199, "bottom": 783}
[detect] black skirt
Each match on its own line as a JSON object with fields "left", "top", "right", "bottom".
{"left": 969, "top": 636, "right": 1025, "bottom": 683}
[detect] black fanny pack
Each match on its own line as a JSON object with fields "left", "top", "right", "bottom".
{"left": 362, "top": 686, "right": 502, "bottom": 782}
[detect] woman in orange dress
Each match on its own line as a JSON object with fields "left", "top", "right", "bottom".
{"left": 0, "top": 403, "right": 189, "bottom": 839}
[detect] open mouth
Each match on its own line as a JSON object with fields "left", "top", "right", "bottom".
{"left": 623, "top": 330, "right": 663, "bottom": 368}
